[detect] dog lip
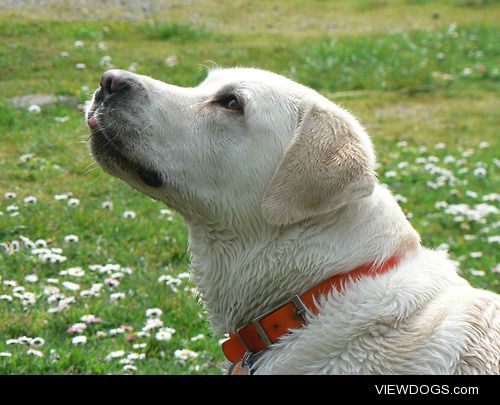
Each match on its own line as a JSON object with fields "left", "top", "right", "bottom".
{"left": 91, "top": 127, "right": 163, "bottom": 188}
{"left": 138, "top": 167, "right": 163, "bottom": 188}
{"left": 87, "top": 116, "right": 99, "bottom": 129}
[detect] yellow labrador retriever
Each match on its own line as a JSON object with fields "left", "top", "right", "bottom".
{"left": 86, "top": 68, "right": 499, "bottom": 374}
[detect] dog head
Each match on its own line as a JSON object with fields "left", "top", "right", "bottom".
{"left": 87, "top": 67, "right": 376, "bottom": 226}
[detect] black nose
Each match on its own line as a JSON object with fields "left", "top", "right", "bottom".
{"left": 100, "top": 69, "right": 131, "bottom": 95}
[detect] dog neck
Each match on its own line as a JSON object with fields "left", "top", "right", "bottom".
{"left": 185, "top": 184, "right": 420, "bottom": 334}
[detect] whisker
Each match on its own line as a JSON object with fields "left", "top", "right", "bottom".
{"left": 82, "top": 162, "right": 98, "bottom": 174}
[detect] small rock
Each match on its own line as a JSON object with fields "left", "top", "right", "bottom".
{"left": 10, "top": 94, "right": 80, "bottom": 109}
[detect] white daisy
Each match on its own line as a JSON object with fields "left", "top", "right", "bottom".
{"left": 24, "top": 274, "right": 38, "bottom": 283}
{"left": 23, "top": 196, "right": 37, "bottom": 204}
{"left": 174, "top": 349, "right": 198, "bottom": 361}
{"left": 72, "top": 335, "right": 87, "bottom": 345}
{"left": 68, "top": 198, "right": 80, "bottom": 206}
{"left": 110, "top": 292, "right": 126, "bottom": 301}
{"left": 105, "top": 350, "right": 125, "bottom": 361}
{"left": 64, "top": 234, "right": 79, "bottom": 243}
{"left": 155, "top": 330, "right": 173, "bottom": 341}
{"left": 30, "top": 337, "right": 45, "bottom": 348}
{"left": 62, "top": 281, "right": 80, "bottom": 291}
{"left": 28, "top": 105, "right": 41, "bottom": 114}
{"left": 27, "top": 349, "right": 44, "bottom": 357}
{"left": 101, "top": 201, "right": 113, "bottom": 210}
{"left": 146, "top": 308, "right": 163, "bottom": 318}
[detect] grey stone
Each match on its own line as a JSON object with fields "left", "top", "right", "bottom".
{"left": 10, "top": 94, "right": 80, "bottom": 109}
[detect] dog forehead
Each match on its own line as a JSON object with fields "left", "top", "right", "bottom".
{"left": 200, "top": 67, "right": 308, "bottom": 95}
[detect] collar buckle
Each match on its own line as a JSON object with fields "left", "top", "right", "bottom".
{"left": 236, "top": 294, "right": 308, "bottom": 353}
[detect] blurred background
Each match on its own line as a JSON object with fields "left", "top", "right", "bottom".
{"left": 0, "top": 0, "right": 498, "bottom": 374}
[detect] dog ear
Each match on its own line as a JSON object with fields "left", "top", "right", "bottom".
{"left": 261, "top": 101, "right": 376, "bottom": 226}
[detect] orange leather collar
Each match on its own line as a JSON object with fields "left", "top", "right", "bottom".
{"left": 222, "top": 255, "right": 402, "bottom": 363}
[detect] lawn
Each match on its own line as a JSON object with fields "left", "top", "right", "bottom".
{"left": 0, "top": 0, "right": 498, "bottom": 374}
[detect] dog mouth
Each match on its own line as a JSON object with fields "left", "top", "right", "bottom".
{"left": 87, "top": 113, "right": 163, "bottom": 188}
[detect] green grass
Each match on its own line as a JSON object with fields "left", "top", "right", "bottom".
{"left": 140, "top": 21, "right": 213, "bottom": 42}
{"left": 0, "top": 0, "right": 499, "bottom": 374}
{"left": 298, "top": 25, "right": 499, "bottom": 92}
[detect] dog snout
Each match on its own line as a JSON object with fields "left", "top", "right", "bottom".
{"left": 100, "top": 69, "right": 136, "bottom": 96}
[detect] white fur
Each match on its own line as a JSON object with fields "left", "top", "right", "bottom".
{"left": 88, "top": 67, "right": 500, "bottom": 374}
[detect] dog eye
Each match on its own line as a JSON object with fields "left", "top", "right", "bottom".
{"left": 219, "top": 95, "right": 243, "bottom": 112}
